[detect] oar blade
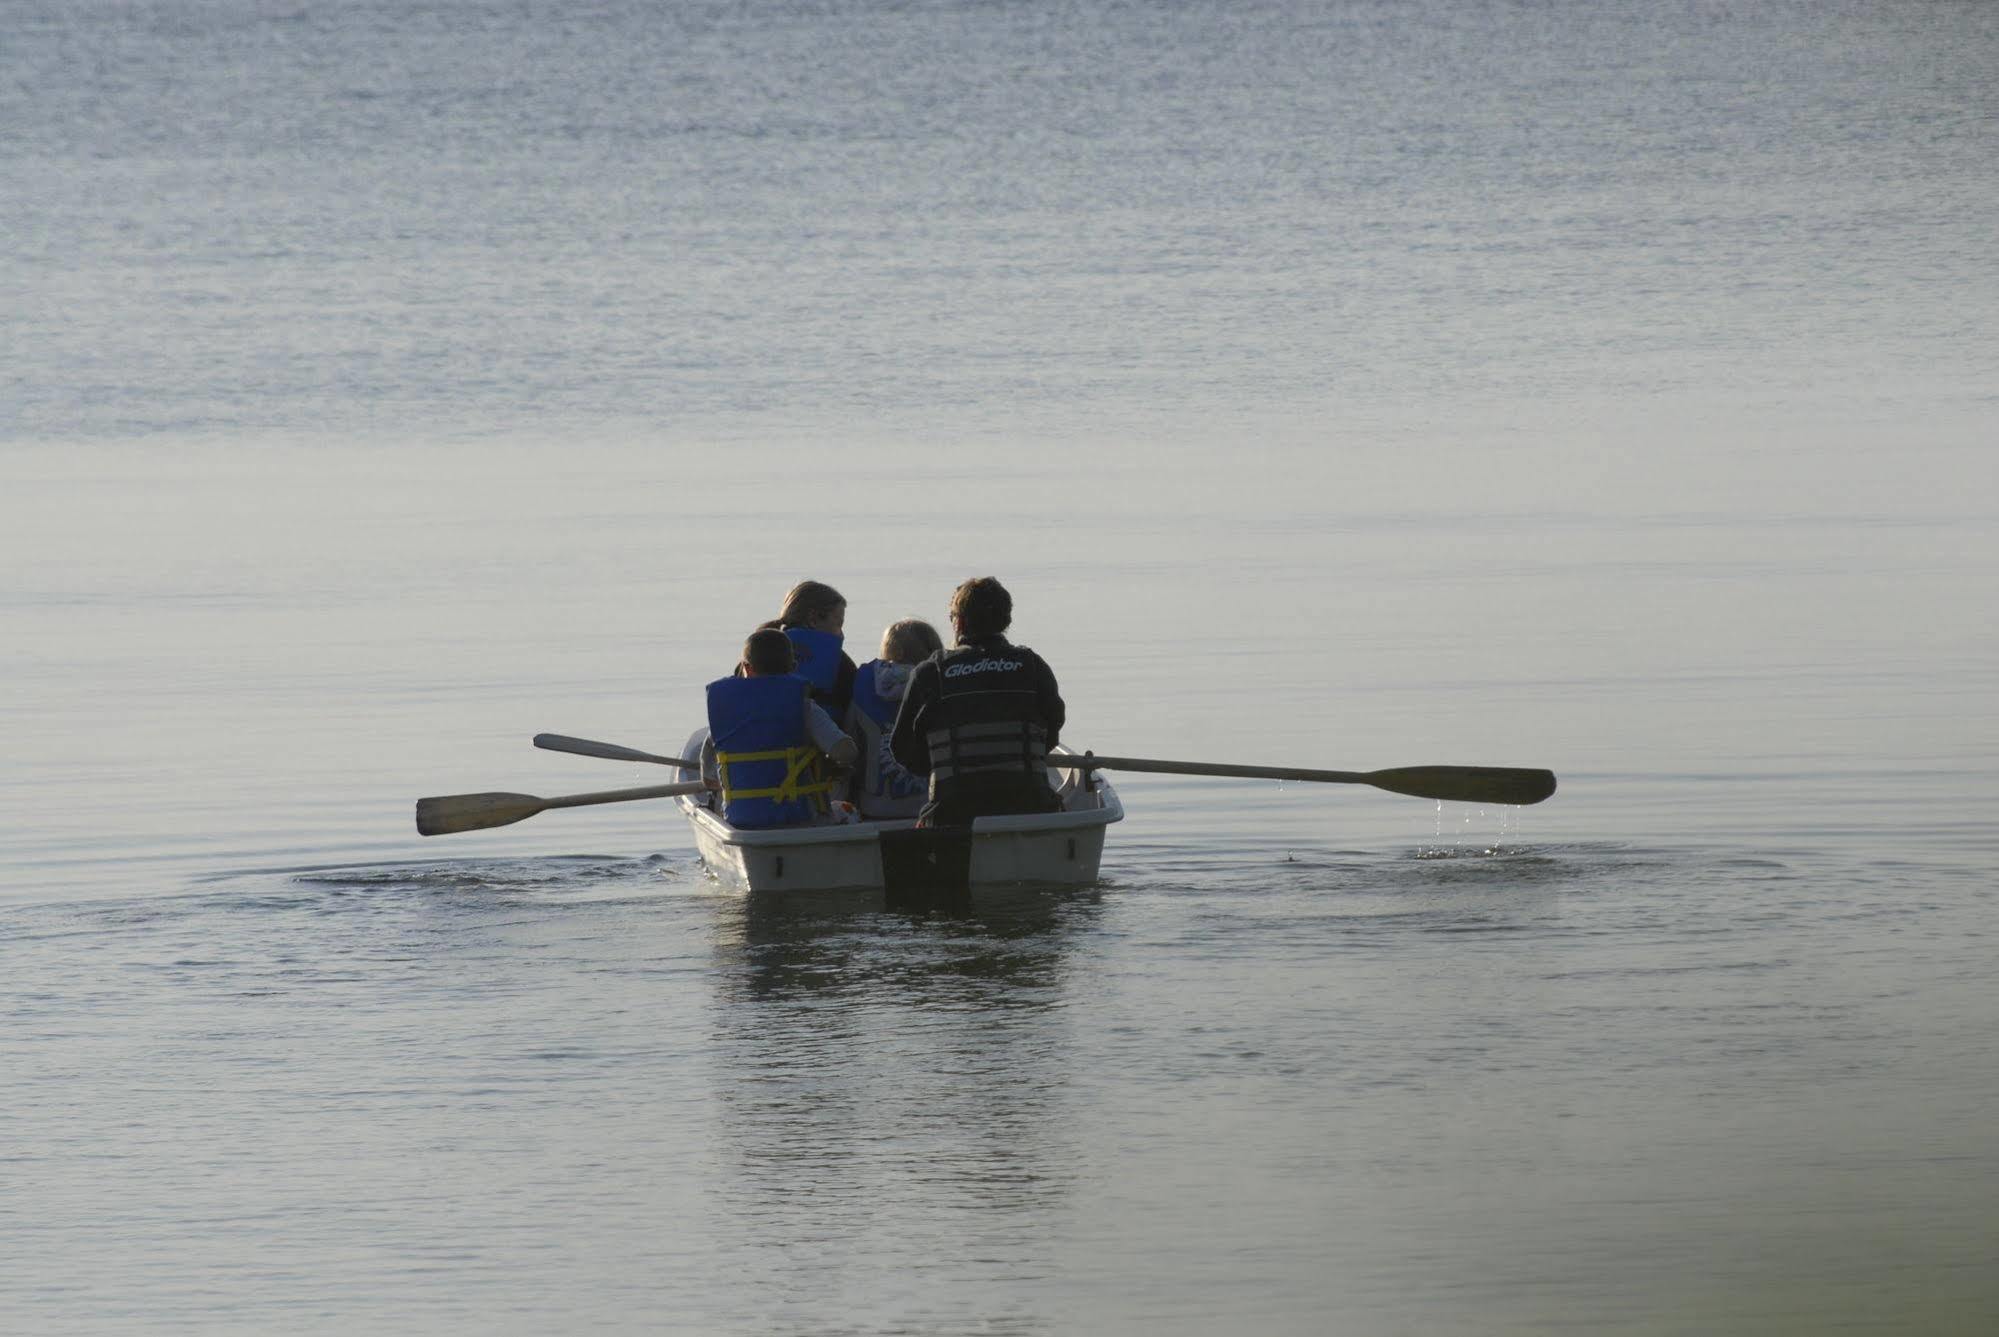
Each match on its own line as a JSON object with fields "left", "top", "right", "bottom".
{"left": 415, "top": 791, "right": 547, "bottom": 836}
{"left": 1364, "top": 766, "right": 1557, "bottom": 807}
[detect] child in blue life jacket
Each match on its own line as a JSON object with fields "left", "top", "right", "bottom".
{"left": 846, "top": 618, "right": 944, "bottom": 819}
{"left": 751, "top": 580, "right": 858, "bottom": 720}
{"left": 704, "top": 627, "right": 859, "bottom": 829}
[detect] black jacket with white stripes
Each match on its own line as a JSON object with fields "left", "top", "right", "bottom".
{"left": 888, "top": 633, "right": 1066, "bottom": 826}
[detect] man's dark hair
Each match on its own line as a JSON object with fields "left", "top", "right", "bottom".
{"left": 949, "top": 576, "right": 1013, "bottom": 638}
{"left": 743, "top": 627, "right": 797, "bottom": 676}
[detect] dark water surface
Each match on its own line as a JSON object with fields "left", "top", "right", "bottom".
{"left": 5, "top": 1, "right": 1997, "bottom": 1332}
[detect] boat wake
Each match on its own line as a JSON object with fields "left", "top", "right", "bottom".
{"left": 203, "top": 852, "right": 706, "bottom": 906}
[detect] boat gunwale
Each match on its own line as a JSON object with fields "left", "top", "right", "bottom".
{"left": 674, "top": 732, "right": 1123, "bottom": 849}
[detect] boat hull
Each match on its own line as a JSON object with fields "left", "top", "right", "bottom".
{"left": 676, "top": 731, "right": 1122, "bottom": 893}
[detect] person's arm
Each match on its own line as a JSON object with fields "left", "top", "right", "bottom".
{"left": 889, "top": 661, "right": 937, "bottom": 776}
{"left": 807, "top": 702, "right": 858, "bottom": 769}
{"left": 700, "top": 735, "right": 720, "bottom": 790}
{"left": 1036, "top": 654, "right": 1065, "bottom": 751}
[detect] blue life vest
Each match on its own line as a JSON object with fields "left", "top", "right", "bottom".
{"left": 847, "top": 660, "right": 926, "bottom": 817}
{"left": 705, "top": 674, "right": 836, "bottom": 829}
{"left": 783, "top": 625, "right": 844, "bottom": 696}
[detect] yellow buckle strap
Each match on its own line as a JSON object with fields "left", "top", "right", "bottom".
{"left": 716, "top": 746, "right": 836, "bottom": 804}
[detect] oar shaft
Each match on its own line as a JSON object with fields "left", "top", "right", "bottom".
{"left": 534, "top": 733, "right": 700, "bottom": 769}
{"left": 1046, "top": 754, "right": 1368, "bottom": 784}
{"left": 540, "top": 781, "right": 709, "bottom": 810}
{"left": 1047, "top": 754, "right": 1557, "bottom": 805}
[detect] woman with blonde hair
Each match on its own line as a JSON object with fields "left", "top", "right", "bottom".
{"left": 845, "top": 618, "right": 944, "bottom": 818}
{"left": 747, "top": 579, "right": 858, "bottom": 719}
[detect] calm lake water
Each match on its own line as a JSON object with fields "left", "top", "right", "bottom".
{"left": 5, "top": 1, "right": 1997, "bottom": 1332}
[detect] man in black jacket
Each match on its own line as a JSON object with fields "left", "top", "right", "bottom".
{"left": 889, "top": 576, "right": 1066, "bottom": 827}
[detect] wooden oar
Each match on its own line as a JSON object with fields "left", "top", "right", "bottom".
{"left": 532, "top": 733, "right": 700, "bottom": 769}
{"left": 535, "top": 730, "right": 1555, "bottom": 806}
{"left": 415, "top": 780, "right": 710, "bottom": 836}
{"left": 1046, "top": 754, "right": 1557, "bottom": 806}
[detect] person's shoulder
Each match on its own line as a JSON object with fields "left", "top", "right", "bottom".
{"left": 1007, "top": 640, "right": 1051, "bottom": 665}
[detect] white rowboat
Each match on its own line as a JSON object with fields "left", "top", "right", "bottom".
{"left": 675, "top": 728, "right": 1123, "bottom": 893}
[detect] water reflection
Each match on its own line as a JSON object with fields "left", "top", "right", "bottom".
{"left": 714, "top": 883, "right": 1100, "bottom": 1001}
{"left": 701, "top": 886, "right": 1101, "bottom": 1329}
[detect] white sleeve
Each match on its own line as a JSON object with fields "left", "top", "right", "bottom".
{"left": 806, "top": 704, "right": 849, "bottom": 754}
